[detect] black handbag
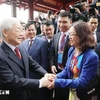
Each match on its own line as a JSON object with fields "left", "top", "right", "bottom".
{"left": 76, "top": 75, "right": 100, "bottom": 99}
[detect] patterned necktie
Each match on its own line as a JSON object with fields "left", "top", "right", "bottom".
{"left": 58, "top": 34, "right": 66, "bottom": 69}
{"left": 14, "top": 47, "right": 22, "bottom": 59}
{"left": 60, "top": 34, "right": 66, "bottom": 51}
{"left": 28, "top": 39, "right": 33, "bottom": 50}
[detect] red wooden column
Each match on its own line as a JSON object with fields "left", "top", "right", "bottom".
{"left": 28, "top": 1, "right": 34, "bottom": 20}
{"left": 11, "top": 0, "right": 17, "bottom": 17}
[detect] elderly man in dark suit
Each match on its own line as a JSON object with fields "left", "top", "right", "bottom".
{"left": 0, "top": 17, "right": 55, "bottom": 100}
{"left": 49, "top": 11, "right": 72, "bottom": 100}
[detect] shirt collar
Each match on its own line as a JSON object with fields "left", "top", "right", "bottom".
{"left": 4, "top": 40, "right": 17, "bottom": 51}
{"left": 28, "top": 36, "right": 36, "bottom": 41}
{"left": 94, "top": 28, "right": 97, "bottom": 34}
{"left": 47, "top": 39, "right": 51, "bottom": 43}
{"left": 61, "top": 30, "right": 69, "bottom": 36}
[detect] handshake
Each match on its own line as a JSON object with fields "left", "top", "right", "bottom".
{"left": 40, "top": 73, "right": 57, "bottom": 89}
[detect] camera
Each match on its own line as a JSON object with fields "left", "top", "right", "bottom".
{"left": 73, "top": 2, "right": 83, "bottom": 12}
{"left": 69, "top": 5, "right": 76, "bottom": 14}
{"left": 89, "top": 1, "right": 100, "bottom": 16}
{"left": 89, "top": 2, "right": 97, "bottom": 8}
{"left": 69, "top": 2, "right": 83, "bottom": 22}
{"left": 69, "top": 2, "right": 83, "bottom": 14}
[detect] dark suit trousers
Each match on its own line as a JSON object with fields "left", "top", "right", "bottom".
{"left": 53, "top": 68, "right": 69, "bottom": 100}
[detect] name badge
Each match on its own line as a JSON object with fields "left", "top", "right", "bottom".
{"left": 58, "top": 52, "right": 63, "bottom": 64}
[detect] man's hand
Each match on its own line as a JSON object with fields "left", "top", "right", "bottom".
{"left": 40, "top": 77, "right": 51, "bottom": 88}
{"left": 75, "top": 7, "right": 81, "bottom": 14}
{"left": 51, "top": 65, "right": 57, "bottom": 74}
{"left": 44, "top": 73, "right": 56, "bottom": 81}
{"left": 48, "top": 79, "right": 55, "bottom": 89}
{"left": 40, "top": 73, "right": 56, "bottom": 88}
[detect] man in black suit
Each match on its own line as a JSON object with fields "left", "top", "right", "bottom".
{"left": 88, "top": 15, "right": 100, "bottom": 43}
{"left": 95, "top": 43, "right": 100, "bottom": 100}
{"left": 49, "top": 11, "right": 72, "bottom": 100}
{"left": 43, "top": 20, "right": 54, "bottom": 50}
{"left": 42, "top": 20, "right": 55, "bottom": 100}
{"left": 0, "top": 17, "right": 55, "bottom": 100}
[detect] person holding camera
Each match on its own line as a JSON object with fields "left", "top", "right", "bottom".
{"left": 69, "top": 0, "right": 88, "bottom": 22}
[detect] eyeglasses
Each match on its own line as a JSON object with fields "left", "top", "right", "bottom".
{"left": 12, "top": 28, "right": 24, "bottom": 33}
{"left": 69, "top": 32, "right": 77, "bottom": 36}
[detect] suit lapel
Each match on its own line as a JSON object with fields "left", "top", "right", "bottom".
{"left": 28, "top": 37, "right": 38, "bottom": 53}
{"left": 2, "top": 42, "right": 25, "bottom": 70}
{"left": 19, "top": 47, "right": 29, "bottom": 77}
{"left": 56, "top": 33, "right": 61, "bottom": 51}
{"left": 23, "top": 39, "right": 29, "bottom": 51}
{"left": 96, "top": 31, "right": 100, "bottom": 43}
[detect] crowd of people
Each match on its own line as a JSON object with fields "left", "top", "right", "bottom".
{"left": 0, "top": 0, "right": 100, "bottom": 100}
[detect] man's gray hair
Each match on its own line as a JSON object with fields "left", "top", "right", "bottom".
{"left": 0, "top": 17, "right": 20, "bottom": 37}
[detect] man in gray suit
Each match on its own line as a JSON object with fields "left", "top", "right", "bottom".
{"left": 0, "top": 17, "right": 55, "bottom": 100}
{"left": 49, "top": 11, "right": 72, "bottom": 100}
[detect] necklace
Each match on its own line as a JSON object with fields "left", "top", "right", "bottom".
{"left": 74, "top": 50, "right": 82, "bottom": 57}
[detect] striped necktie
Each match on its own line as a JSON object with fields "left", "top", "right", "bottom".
{"left": 14, "top": 47, "right": 22, "bottom": 59}
{"left": 28, "top": 39, "right": 33, "bottom": 51}
{"left": 60, "top": 34, "right": 66, "bottom": 51}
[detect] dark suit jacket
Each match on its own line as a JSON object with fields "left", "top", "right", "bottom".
{"left": 96, "top": 31, "right": 100, "bottom": 43}
{"left": 0, "top": 41, "right": 47, "bottom": 100}
{"left": 49, "top": 32, "right": 70, "bottom": 70}
{"left": 94, "top": 43, "right": 100, "bottom": 100}
{"left": 95, "top": 43, "right": 100, "bottom": 60}
{"left": 47, "top": 40, "right": 52, "bottom": 51}
{"left": 21, "top": 37, "right": 49, "bottom": 71}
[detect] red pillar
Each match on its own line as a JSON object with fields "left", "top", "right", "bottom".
{"left": 11, "top": 0, "right": 17, "bottom": 17}
{"left": 28, "top": 1, "right": 34, "bottom": 20}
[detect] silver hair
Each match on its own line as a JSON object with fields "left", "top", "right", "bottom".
{"left": 0, "top": 17, "right": 20, "bottom": 37}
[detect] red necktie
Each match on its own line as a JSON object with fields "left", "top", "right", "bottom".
{"left": 60, "top": 34, "right": 66, "bottom": 51}
{"left": 14, "top": 47, "right": 22, "bottom": 59}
